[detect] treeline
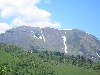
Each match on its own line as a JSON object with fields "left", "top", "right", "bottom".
{"left": 0, "top": 43, "right": 100, "bottom": 75}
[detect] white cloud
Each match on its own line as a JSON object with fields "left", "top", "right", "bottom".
{"left": 11, "top": 18, "right": 61, "bottom": 28}
{"left": 0, "top": 0, "right": 61, "bottom": 32}
{"left": 18, "top": 6, "right": 51, "bottom": 21}
{"left": 1, "top": 7, "right": 13, "bottom": 18}
{"left": 0, "top": 23, "right": 12, "bottom": 33}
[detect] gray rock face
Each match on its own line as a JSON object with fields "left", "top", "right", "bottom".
{"left": 0, "top": 26, "right": 100, "bottom": 60}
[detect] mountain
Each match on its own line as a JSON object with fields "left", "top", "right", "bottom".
{"left": 0, "top": 26, "right": 100, "bottom": 60}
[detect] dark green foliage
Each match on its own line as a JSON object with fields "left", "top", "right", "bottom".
{"left": 0, "top": 43, "right": 55, "bottom": 75}
{"left": 0, "top": 43, "right": 100, "bottom": 75}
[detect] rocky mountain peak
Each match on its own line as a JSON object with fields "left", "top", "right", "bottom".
{"left": 0, "top": 26, "right": 100, "bottom": 60}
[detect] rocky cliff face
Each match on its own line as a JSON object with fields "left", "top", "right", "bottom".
{"left": 0, "top": 26, "right": 100, "bottom": 60}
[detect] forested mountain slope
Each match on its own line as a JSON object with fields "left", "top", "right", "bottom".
{"left": 0, "top": 43, "right": 100, "bottom": 75}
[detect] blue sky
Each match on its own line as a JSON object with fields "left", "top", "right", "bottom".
{"left": 0, "top": 0, "right": 100, "bottom": 39}
{"left": 38, "top": 0, "right": 100, "bottom": 39}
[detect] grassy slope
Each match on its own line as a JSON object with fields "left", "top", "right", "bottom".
{"left": 1, "top": 53, "right": 99, "bottom": 75}
{"left": 0, "top": 44, "right": 100, "bottom": 75}
{"left": 54, "top": 63, "right": 100, "bottom": 75}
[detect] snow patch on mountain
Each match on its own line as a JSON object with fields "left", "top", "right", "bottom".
{"left": 33, "top": 33, "right": 44, "bottom": 40}
{"left": 62, "top": 48, "right": 64, "bottom": 49}
{"left": 62, "top": 36, "right": 68, "bottom": 53}
{"left": 96, "top": 52, "right": 100, "bottom": 57}
{"left": 41, "top": 30, "right": 46, "bottom": 41}
{"left": 33, "top": 34, "right": 38, "bottom": 38}
{"left": 38, "top": 36, "right": 42, "bottom": 39}
{"left": 63, "top": 29, "right": 72, "bottom": 30}
{"left": 30, "top": 30, "right": 34, "bottom": 33}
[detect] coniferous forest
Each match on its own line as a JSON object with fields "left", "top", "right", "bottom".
{"left": 0, "top": 43, "right": 100, "bottom": 75}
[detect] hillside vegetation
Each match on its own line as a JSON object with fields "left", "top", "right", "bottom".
{"left": 0, "top": 43, "right": 100, "bottom": 75}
